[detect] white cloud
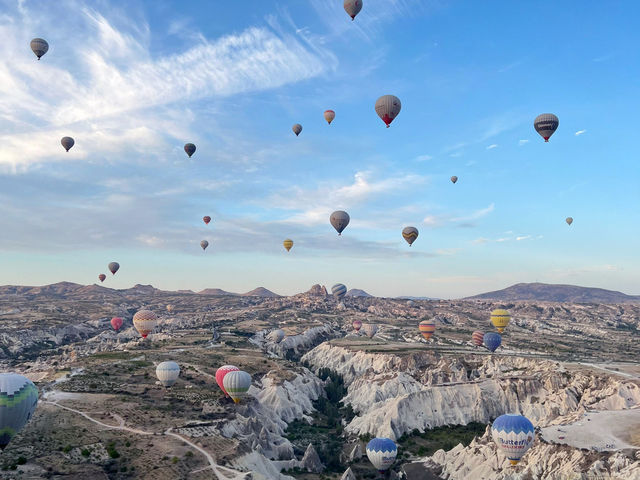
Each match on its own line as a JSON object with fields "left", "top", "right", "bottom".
{"left": 486, "top": 144, "right": 498, "bottom": 150}
{"left": 518, "top": 139, "right": 529, "bottom": 146}
{"left": 516, "top": 235, "right": 531, "bottom": 241}
{"left": 415, "top": 154, "right": 433, "bottom": 162}
{"left": 423, "top": 203, "right": 495, "bottom": 228}
{"left": 472, "top": 237, "right": 489, "bottom": 245}
{"left": 575, "top": 129, "right": 587, "bottom": 136}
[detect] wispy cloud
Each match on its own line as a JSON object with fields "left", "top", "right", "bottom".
{"left": 518, "top": 139, "right": 529, "bottom": 146}
{"left": 486, "top": 144, "right": 498, "bottom": 150}
{"left": 575, "top": 129, "right": 587, "bottom": 136}
{"left": 516, "top": 235, "right": 531, "bottom": 241}
{"left": 423, "top": 203, "right": 495, "bottom": 228}
{"left": 415, "top": 154, "right": 433, "bottom": 162}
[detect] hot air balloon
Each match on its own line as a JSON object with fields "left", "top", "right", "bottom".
{"left": 402, "top": 226, "right": 419, "bottom": 246}
{"left": 133, "top": 310, "right": 158, "bottom": 339}
{"left": 419, "top": 320, "right": 436, "bottom": 340}
{"left": 223, "top": 370, "right": 252, "bottom": 404}
{"left": 490, "top": 309, "right": 511, "bottom": 333}
{"left": 215, "top": 365, "right": 239, "bottom": 397}
{"left": 166, "top": 305, "right": 174, "bottom": 313}
{"left": 472, "top": 331, "right": 484, "bottom": 347}
{"left": 156, "top": 361, "right": 180, "bottom": 388}
{"left": 184, "top": 143, "right": 196, "bottom": 158}
{"left": 98, "top": 274, "right": 106, "bottom": 283}
{"left": 407, "top": 300, "right": 415, "bottom": 307}
{"left": 200, "top": 240, "right": 209, "bottom": 251}
{"left": 203, "top": 216, "right": 211, "bottom": 225}
{"left": 375, "top": 95, "right": 401, "bottom": 128}
{"left": 292, "top": 124, "right": 302, "bottom": 136}
{"left": 451, "top": 176, "right": 458, "bottom": 184}
{"left": 283, "top": 239, "right": 293, "bottom": 252}
{"left": 491, "top": 414, "right": 535, "bottom": 465}
{"left": 566, "top": 217, "right": 573, "bottom": 225}
{"left": 366, "top": 438, "right": 397, "bottom": 473}
{"left": 268, "top": 329, "right": 285, "bottom": 344}
{"left": 534, "top": 114, "right": 559, "bottom": 142}
{"left": 362, "top": 323, "right": 378, "bottom": 338}
{"left": 332, "top": 284, "right": 347, "bottom": 299}
{"left": 352, "top": 320, "right": 362, "bottom": 332}
{"left": 343, "top": 0, "right": 363, "bottom": 21}
{"left": 484, "top": 332, "right": 502, "bottom": 352}
{"left": 61, "top": 137, "right": 74, "bottom": 152}
{"left": 30, "top": 38, "right": 49, "bottom": 60}
{"left": 0, "top": 373, "right": 38, "bottom": 450}
{"left": 108, "top": 262, "right": 120, "bottom": 275}
{"left": 330, "top": 210, "right": 350, "bottom": 235}
{"left": 111, "top": 317, "right": 123, "bottom": 331}
{"left": 324, "top": 110, "right": 335, "bottom": 124}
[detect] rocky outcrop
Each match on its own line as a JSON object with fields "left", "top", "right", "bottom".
{"left": 305, "top": 284, "right": 328, "bottom": 297}
{"left": 300, "top": 444, "right": 323, "bottom": 473}
{"left": 341, "top": 467, "right": 357, "bottom": 480}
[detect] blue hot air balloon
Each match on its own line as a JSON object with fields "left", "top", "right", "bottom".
{"left": 491, "top": 414, "right": 535, "bottom": 465}
{"left": 484, "top": 332, "right": 502, "bottom": 352}
{"left": 331, "top": 284, "right": 347, "bottom": 299}
{"left": 366, "top": 437, "right": 397, "bottom": 473}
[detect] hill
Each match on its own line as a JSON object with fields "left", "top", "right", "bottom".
{"left": 345, "top": 289, "right": 373, "bottom": 298}
{"left": 465, "top": 282, "right": 640, "bottom": 304}
{"left": 198, "top": 288, "right": 237, "bottom": 296}
{"left": 242, "top": 287, "right": 280, "bottom": 297}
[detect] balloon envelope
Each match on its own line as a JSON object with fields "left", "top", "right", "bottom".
{"left": 111, "top": 317, "right": 123, "bottom": 331}
{"left": 332, "top": 284, "right": 347, "bottom": 299}
{"left": 215, "top": 365, "right": 239, "bottom": 396}
{"left": 283, "top": 239, "right": 293, "bottom": 252}
{"left": 534, "top": 113, "right": 559, "bottom": 142}
{"left": 223, "top": 370, "right": 252, "bottom": 404}
{"left": 343, "top": 0, "right": 363, "bottom": 20}
{"left": 330, "top": 210, "right": 350, "bottom": 235}
{"left": 30, "top": 38, "right": 49, "bottom": 60}
{"left": 362, "top": 323, "right": 378, "bottom": 338}
{"left": 366, "top": 438, "right": 397, "bottom": 472}
{"left": 166, "top": 305, "right": 174, "bottom": 313}
{"left": 402, "top": 226, "right": 419, "bottom": 246}
{"left": 375, "top": 95, "right": 401, "bottom": 127}
{"left": 324, "top": 110, "right": 335, "bottom": 124}
{"left": 108, "top": 262, "right": 120, "bottom": 275}
{"left": 484, "top": 332, "right": 502, "bottom": 352}
{"left": 200, "top": 240, "right": 209, "bottom": 250}
{"left": 156, "top": 361, "right": 180, "bottom": 387}
{"left": 352, "top": 320, "right": 362, "bottom": 332}
{"left": 419, "top": 320, "right": 436, "bottom": 340}
{"left": 184, "top": 143, "right": 196, "bottom": 157}
{"left": 61, "top": 137, "right": 74, "bottom": 152}
{"left": 292, "top": 124, "right": 302, "bottom": 136}
{"left": 490, "top": 309, "right": 510, "bottom": 333}
{"left": 0, "top": 373, "right": 38, "bottom": 450}
{"left": 203, "top": 216, "right": 211, "bottom": 225}
{"left": 491, "top": 414, "right": 535, "bottom": 465}
{"left": 472, "top": 331, "right": 484, "bottom": 346}
{"left": 451, "top": 176, "right": 458, "bottom": 184}
{"left": 566, "top": 217, "right": 573, "bottom": 225}
{"left": 133, "top": 310, "right": 157, "bottom": 338}
{"left": 98, "top": 274, "right": 106, "bottom": 283}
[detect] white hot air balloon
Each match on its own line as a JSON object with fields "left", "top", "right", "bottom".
{"left": 156, "top": 361, "right": 180, "bottom": 387}
{"left": 223, "top": 370, "right": 252, "bottom": 404}
{"left": 366, "top": 438, "right": 397, "bottom": 473}
{"left": 362, "top": 323, "right": 378, "bottom": 338}
{"left": 491, "top": 414, "right": 535, "bottom": 465}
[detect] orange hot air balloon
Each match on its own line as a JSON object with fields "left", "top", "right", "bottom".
{"left": 203, "top": 216, "right": 211, "bottom": 225}
{"left": 419, "top": 320, "right": 436, "bottom": 340}
{"left": 472, "top": 331, "right": 484, "bottom": 346}
{"left": 324, "top": 110, "right": 335, "bottom": 125}
{"left": 98, "top": 274, "right": 106, "bottom": 283}
{"left": 111, "top": 317, "right": 123, "bottom": 331}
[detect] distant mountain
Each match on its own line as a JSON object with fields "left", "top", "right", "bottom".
{"left": 242, "top": 287, "right": 280, "bottom": 297}
{"left": 346, "top": 289, "right": 373, "bottom": 298}
{"left": 198, "top": 288, "right": 237, "bottom": 296}
{"left": 465, "top": 282, "right": 640, "bottom": 304}
{"left": 0, "top": 281, "right": 83, "bottom": 296}
{"left": 397, "top": 296, "right": 439, "bottom": 301}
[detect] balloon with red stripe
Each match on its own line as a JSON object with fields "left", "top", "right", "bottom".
{"left": 419, "top": 320, "right": 436, "bottom": 340}
{"left": 472, "top": 331, "right": 484, "bottom": 346}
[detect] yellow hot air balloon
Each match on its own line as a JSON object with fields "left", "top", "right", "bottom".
{"left": 490, "top": 309, "right": 511, "bottom": 333}
{"left": 283, "top": 239, "right": 293, "bottom": 252}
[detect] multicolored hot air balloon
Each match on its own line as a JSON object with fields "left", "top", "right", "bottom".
{"left": 108, "top": 262, "right": 120, "bottom": 275}
{"left": 484, "top": 332, "right": 502, "bottom": 352}
{"left": 215, "top": 365, "right": 239, "bottom": 397}
{"left": 324, "top": 110, "right": 335, "bottom": 124}
{"left": 61, "top": 137, "right": 74, "bottom": 152}
{"left": 402, "top": 226, "right": 419, "bottom": 246}
{"left": 566, "top": 217, "right": 573, "bottom": 225}
{"left": 451, "top": 176, "right": 458, "bottom": 184}
{"left": 0, "top": 373, "right": 38, "bottom": 450}
{"left": 283, "top": 239, "right": 293, "bottom": 252}
{"left": 111, "top": 317, "right": 123, "bottom": 331}
{"left": 133, "top": 310, "right": 158, "bottom": 339}
{"left": 362, "top": 323, "right": 378, "bottom": 338}
{"left": 166, "top": 305, "right": 174, "bottom": 313}
{"left": 375, "top": 95, "right": 401, "bottom": 128}
{"left": 343, "top": 0, "right": 363, "bottom": 21}
{"left": 203, "top": 216, "right": 211, "bottom": 225}
{"left": 366, "top": 438, "right": 397, "bottom": 473}
{"left": 223, "top": 370, "right": 252, "bottom": 404}
{"left": 472, "top": 331, "right": 484, "bottom": 347}
{"left": 491, "top": 414, "right": 535, "bottom": 465}
{"left": 332, "top": 284, "right": 347, "bottom": 299}
{"left": 534, "top": 114, "right": 559, "bottom": 142}
{"left": 200, "top": 240, "right": 209, "bottom": 251}
{"left": 292, "top": 124, "right": 302, "bottom": 136}
{"left": 98, "top": 274, "right": 106, "bottom": 283}
{"left": 330, "top": 210, "right": 350, "bottom": 235}
{"left": 491, "top": 309, "right": 511, "bottom": 333}
{"left": 352, "top": 320, "right": 362, "bottom": 332}
{"left": 268, "top": 329, "right": 285, "bottom": 343}
{"left": 184, "top": 143, "right": 196, "bottom": 158}
{"left": 156, "top": 361, "right": 180, "bottom": 387}
{"left": 30, "top": 38, "right": 49, "bottom": 60}
{"left": 419, "top": 320, "right": 436, "bottom": 340}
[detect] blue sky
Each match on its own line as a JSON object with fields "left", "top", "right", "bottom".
{"left": 0, "top": 0, "right": 638, "bottom": 298}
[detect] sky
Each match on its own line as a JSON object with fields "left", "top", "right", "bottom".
{"left": 0, "top": 0, "right": 638, "bottom": 298}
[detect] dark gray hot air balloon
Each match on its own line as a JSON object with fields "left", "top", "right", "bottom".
{"left": 402, "top": 226, "right": 419, "bottom": 246}
{"left": 108, "top": 262, "right": 120, "bottom": 275}
{"left": 200, "top": 240, "right": 209, "bottom": 251}
{"left": 30, "top": 38, "right": 48, "bottom": 60}
{"left": 344, "top": 0, "right": 363, "bottom": 21}
{"left": 332, "top": 283, "right": 347, "bottom": 299}
{"left": 61, "top": 137, "right": 74, "bottom": 152}
{"left": 451, "top": 176, "right": 458, "bottom": 184}
{"left": 292, "top": 124, "right": 302, "bottom": 136}
{"left": 330, "top": 210, "right": 350, "bottom": 235}
{"left": 375, "top": 95, "right": 401, "bottom": 128}
{"left": 184, "top": 143, "right": 196, "bottom": 158}
{"left": 566, "top": 217, "right": 573, "bottom": 225}
{"left": 534, "top": 114, "right": 559, "bottom": 142}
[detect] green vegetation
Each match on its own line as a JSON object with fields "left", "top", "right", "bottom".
{"left": 107, "top": 442, "right": 120, "bottom": 459}
{"left": 396, "top": 422, "right": 486, "bottom": 457}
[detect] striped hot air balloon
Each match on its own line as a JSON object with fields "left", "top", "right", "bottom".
{"left": 362, "top": 323, "right": 378, "bottom": 338}
{"left": 30, "top": 38, "right": 49, "bottom": 60}
{"left": 491, "top": 309, "right": 511, "bottom": 333}
{"left": 283, "top": 239, "right": 293, "bottom": 252}
{"left": 111, "top": 317, "right": 123, "bottom": 331}
{"left": 402, "top": 226, "right": 419, "bottom": 246}
{"left": 133, "top": 310, "right": 157, "bottom": 338}
{"left": 484, "top": 332, "right": 502, "bottom": 352}
{"left": 352, "top": 320, "right": 362, "bottom": 332}
{"left": 223, "top": 370, "right": 252, "bottom": 404}
{"left": 472, "top": 331, "right": 484, "bottom": 347}
{"left": 491, "top": 414, "right": 535, "bottom": 465}
{"left": 156, "top": 361, "right": 180, "bottom": 387}
{"left": 419, "top": 320, "right": 436, "bottom": 340}
{"left": 0, "top": 373, "right": 38, "bottom": 450}
{"left": 366, "top": 438, "right": 397, "bottom": 473}
{"left": 332, "top": 284, "right": 347, "bottom": 299}
{"left": 215, "top": 365, "right": 239, "bottom": 397}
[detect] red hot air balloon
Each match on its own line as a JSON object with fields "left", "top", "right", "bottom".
{"left": 98, "top": 274, "right": 106, "bottom": 283}
{"left": 203, "top": 216, "right": 211, "bottom": 225}
{"left": 352, "top": 320, "right": 362, "bottom": 332}
{"left": 111, "top": 317, "right": 123, "bottom": 331}
{"left": 216, "top": 365, "right": 240, "bottom": 397}
{"left": 472, "top": 331, "right": 484, "bottom": 347}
